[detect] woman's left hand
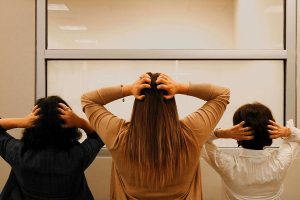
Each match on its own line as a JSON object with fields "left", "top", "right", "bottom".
{"left": 58, "top": 103, "right": 83, "bottom": 128}
{"left": 268, "top": 120, "right": 291, "bottom": 139}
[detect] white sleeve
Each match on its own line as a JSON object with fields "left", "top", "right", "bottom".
{"left": 202, "top": 135, "right": 236, "bottom": 176}
{"left": 278, "top": 119, "right": 300, "bottom": 160}
{"left": 286, "top": 119, "right": 300, "bottom": 142}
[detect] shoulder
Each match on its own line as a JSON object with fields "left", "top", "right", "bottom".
{"left": 274, "top": 143, "right": 299, "bottom": 162}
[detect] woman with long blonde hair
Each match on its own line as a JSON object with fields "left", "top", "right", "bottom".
{"left": 81, "top": 72, "right": 230, "bottom": 199}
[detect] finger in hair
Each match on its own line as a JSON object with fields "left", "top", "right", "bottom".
{"left": 243, "top": 131, "right": 253, "bottom": 136}
{"left": 139, "top": 76, "right": 150, "bottom": 83}
{"left": 143, "top": 77, "right": 151, "bottom": 84}
{"left": 238, "top": 121, "right": 245, "bottom": 126}
{"left": 156, "top": 78, "right": 167, "bottom": 85}
{"left": 268, "top": 120, "right": 277, "bottom": 126}
{"left": 163, "top": 95, "right": 173, "bottom": 100}
{"left": 33, "top": 108, "right": 41, "bottom": 115}
{"left": 58, "top": 103, "right": 68, "bottom": 109}
{"left": 268, "top": 130, "right": 278, "bottom": 135}
{"left": 32, "top": 105, "right": 39, "bottom": 112}
{"left": 267, "top": 125, "right": 277, "bottom": 130}
{"left": 57, "top": 108, "right": 66, "bottom": 114}
{"left": 136, "top": 95, "right": 145, "bottom": 100}
{"left": 157, "top": 84, "right": 168, "bottom": 90}
{"left": 244, "top": 135, "right": 254, "bottom": 140}
{"left": 243, "top": 126, "right": 252, "bottom": 131}
{"left": 140, "top": 84, "right": 151, "bottom": 90}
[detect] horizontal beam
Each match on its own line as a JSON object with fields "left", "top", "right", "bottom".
{"left": 45, "top": 49, "right": 287, "bottom": 60}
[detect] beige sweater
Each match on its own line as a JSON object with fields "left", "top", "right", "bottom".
{"left": 81, "top": 83, "right": 230, "bottom": 200}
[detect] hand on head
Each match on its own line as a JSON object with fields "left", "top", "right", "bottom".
{"left": 58, "top": 103, "right": 82, "bottom": 128}
{"left": 267, "top": 120, "right": 291, "bottom": 139}
{"left": 23, "top": 105, "right": 40, "bottom": 128}
{"left": 131, "top": 73, "right": 180, "bottom": 100}
{"left": 217, "top": 121, "right": 254, "bottom": 141}
{"left": 131, "top": 73, "right": 151, "bottom": 100}
{"left": 156, "top": 73, "right": 179, "bottom": 100}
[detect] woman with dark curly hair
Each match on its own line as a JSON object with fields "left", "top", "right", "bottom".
{"left": 0, "top": 96, "right": 104, "bottom": 200}
{"left": 202, "top": 102, "right": 300, "bottom": 200}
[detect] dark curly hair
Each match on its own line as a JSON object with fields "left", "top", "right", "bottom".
{"left": 22, "top": 96, "right": 82, "bottom": 151}
{"left": 233, "top": 102, "right": 274, "bottom": 150}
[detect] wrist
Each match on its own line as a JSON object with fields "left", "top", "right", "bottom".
{"left": 214, "top": 128, "right": 222, "bottom": 138}
{"left": 122, "top": 84, "right": 132, "bottom": 97}
{"left": 176, "top": 83, "right": 189, "bottom": 95}
{"left": 19, "top": 118, "right": 28, "bottom": 128}
{"left": 285, "top": 127, "right": 292, "bottom": 138}
{"left": 80, "top": 119, "right": 94, "bottom": 134}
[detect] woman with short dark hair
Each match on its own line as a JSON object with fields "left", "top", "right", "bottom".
{"left": 202, "top": 102, "right": 300, "bottom": 200}
{"left": 0, "top": 96, "right": 104, "bottom": 200}
{"left": 81, "top": 72, "right": 230, "bottom": 199}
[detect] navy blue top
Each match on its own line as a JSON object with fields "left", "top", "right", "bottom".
{"left": 0, "top": 125, "right": 104, "bottom": 200}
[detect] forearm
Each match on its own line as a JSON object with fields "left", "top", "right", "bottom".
{"left": 0, "top": 118, "right": 26, "bottom": 130}
{"left": 188, "top": 83, "right": 230, "bottom": 102}
{"left": 122, "top": 84, "right": 133, "bottom": 97}
{"left": 81, "top": 86, "right": 123, "bottom": 109}
{"left": 175, "top": 83, "right": 189, "bottom": 95}
{"left": 213, "top": 128, "right": 228, "bottom": 139}
{"left": 79, "top": 118, "right": 95, "bottom": 134}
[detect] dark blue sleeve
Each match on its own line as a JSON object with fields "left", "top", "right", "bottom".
{"left": 80, "top": 132, "right": 104, "bottom": 170}
{"left": 0, "top": 125, "right": 21, "bottom": 165}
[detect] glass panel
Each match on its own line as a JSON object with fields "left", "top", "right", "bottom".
{"left": 47, "top": 60, "right": 284, "bottom": 147}
{"left": 47, "top": 0, "right": 284, "bottom": 49}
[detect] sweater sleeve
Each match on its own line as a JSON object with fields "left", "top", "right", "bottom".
{"left": 181, "top": 83, "right": 230, "bottom": 146}
{"left": 0, "top": 125, "right": 21, "bottom": 165}
{"left": 276, "top": 119, "right": 300, "bottom": 162}
{"left": 81, "top": 86, "right": 128, "bottom": 149}
{"left": 79, "top": 132, "right": 104, "bottom": 170}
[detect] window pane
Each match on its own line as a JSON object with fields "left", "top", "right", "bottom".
{"left": 47, "top": 0, "right": 284, "bottom": 49}
{"left": 47, "top": 60, "right": 284, "bottom": 147}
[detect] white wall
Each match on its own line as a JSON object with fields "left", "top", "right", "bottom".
{"left": 0, "top": 0, "right": 35, "bottom": 190}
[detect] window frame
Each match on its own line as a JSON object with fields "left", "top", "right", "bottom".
{"left": 36, "top": 0, "right": 297, "bottom": 123}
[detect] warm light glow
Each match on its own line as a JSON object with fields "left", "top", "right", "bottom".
{"left": 265, "top": 5, "right": 283, "bottom": 13}
{"left": 59, "top": 25, "right": 87, "bottom": 31}
{"left": 48, "top": 4, "right": 69, "bottom": 11}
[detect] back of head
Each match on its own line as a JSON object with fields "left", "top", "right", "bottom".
{"left": 22, "top": 96, "right": 81, "bottom": 151}
{"left": 125, "top": 72, "right": 188, "bottom": 188}
{"left": 233, "top": 102, "right": 273, "bottom": 150}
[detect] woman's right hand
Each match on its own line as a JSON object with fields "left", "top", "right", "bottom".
{"left": 215, "top": 121, "right": 253, "bottom": 141}
{"left": 22, "top": 105, "right": 40, "bottom": 128}
{"left": 0, "top": 106, "right": 40, "bottom": 130}
{"left": 123, "top": 73, "right": 151, "bottom": 100}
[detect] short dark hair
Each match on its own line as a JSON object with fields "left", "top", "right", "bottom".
{"left": 22, "top": 96, "right": 82, "bottom": 151}
{"left": 233, "top": 102, "right": 274, "bottom": 150}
